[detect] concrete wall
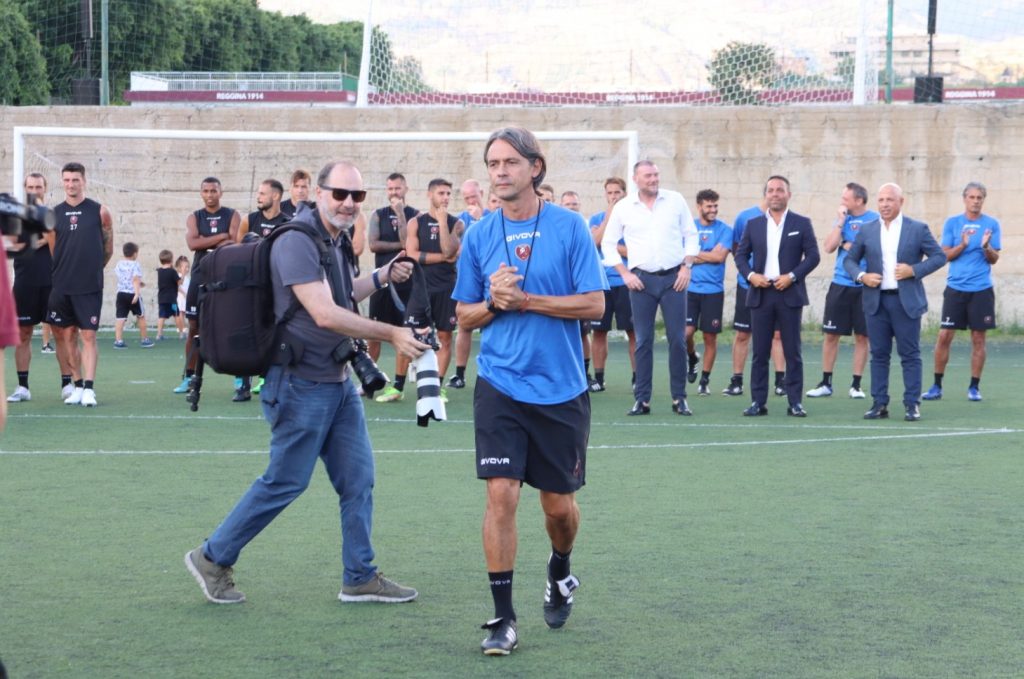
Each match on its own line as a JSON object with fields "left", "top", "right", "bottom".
{"left": 2, "top": 103, "right": 1021, "bottom": 327}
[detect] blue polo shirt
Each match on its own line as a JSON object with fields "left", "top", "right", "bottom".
{"left": 458, "top": 208, "right": 490, "bottom": 231}
{"left": 732, "top": 205, "right": 762, "bottom": 290}
{"left": 689, "top": 218, "right": 732, "bottom": 294}
{"left": 453, "top": 203, "right": 608, "bottom": 404}
{"left": 832, "top": 210, "right": 879, "bottom": 287}
{"left": 589, "top": 210, "right": 626, "bottom": 287}
{"left": 942, "top": 213, "right": 1001, "bottom": 292}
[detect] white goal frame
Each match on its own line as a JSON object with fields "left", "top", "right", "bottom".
{"left": 12, "top": 126, "right": 640, "bottom": 202}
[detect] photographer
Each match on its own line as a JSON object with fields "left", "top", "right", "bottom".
{"left": 186, "top": 160, "right": 430, "bottom": 605}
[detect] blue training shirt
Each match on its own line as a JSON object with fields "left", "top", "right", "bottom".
{"left": 453, "top": 203, "right": 608, "bottom": 405}
{"left": 942, "top": 213, "right": 1001, "bottom": 292}
{"left": 458, "top": 208, "right": 490, "bottom": 231}
{"left": 732, "top": 205, "right": 762, "bottom": 290}
{"left": 689, "top": 218, "right": 733, "bottom": 294}
{"left": 832, "top": 210, "right": 879, "bottom": 287}
{"left": 589, "top": 210, "right": 626, "bottom": 287}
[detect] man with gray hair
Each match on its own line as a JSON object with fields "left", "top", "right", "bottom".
{"left": 185, "top": 160, "right": 430, "bottom": 606}
{"left": 923, "top": 181, "right": 1001, "bottom": 402}
{"left": 454, "top": 126, "right": 606, "bottom": 655}
{"left": 845, "top": 183, "right": 946, "bottom": 422}
{"left": 602, "top": 160, "right": 699, "bottom": 416}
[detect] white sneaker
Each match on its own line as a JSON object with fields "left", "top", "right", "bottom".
{"left": 848, "top": 386, "right": 866, "bottom": 399}
{"left": 61, "top": 383, "right": 74, "bottom": 400}
{"left": 806, "top": 384, "right": 833, "bottom": 398}
{"left": 7, "top": 386, "right": 31, "bottom": 402}
{"left": 80, "top": 388, "right": 97, "bottom": 407}
{"left": 64, "top": 386, "right": 84, "bottom": 405}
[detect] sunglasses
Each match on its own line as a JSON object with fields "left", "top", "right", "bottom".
{"left": 319, "top": 186, "right": 367, "bottom": 203}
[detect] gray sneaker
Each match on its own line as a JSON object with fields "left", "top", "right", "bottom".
{"left": 338, "top": 572, "right": 418, "bottom": 603}
{"left": 184, "top": 546, "right": 246, "bottom": 604}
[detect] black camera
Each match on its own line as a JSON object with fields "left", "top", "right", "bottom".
{"left": 332, "top": 336, "right": 389, "bottom": 398}
{"left": 1, "top": 192, "right": 55, "bottom": 258}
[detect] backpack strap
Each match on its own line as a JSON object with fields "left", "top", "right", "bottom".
{"left": 386, "top": 256, "right": 433, "bottom": 330}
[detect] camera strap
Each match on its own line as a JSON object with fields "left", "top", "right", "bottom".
{"left": 387, "top": 256, "right": 434, "bottom": 331}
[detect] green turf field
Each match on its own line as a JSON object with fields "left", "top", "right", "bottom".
{"left": 2, "top": 332, "right": 1023, "bottom": 677}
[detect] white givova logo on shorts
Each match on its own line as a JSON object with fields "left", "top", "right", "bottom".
{"left": 480, "top": 457, "right": 511, "bottom": 466}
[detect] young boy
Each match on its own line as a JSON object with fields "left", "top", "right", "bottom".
{"left": 113, "top": 242, "right": 154, "bottom": 348}
{"left": 175, "top": 256, "right": 190, "bottom": 341}
{"left": 155, "top": 250, "right": 181, "bottom": 341}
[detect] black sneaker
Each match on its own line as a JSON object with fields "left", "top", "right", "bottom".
{"left": 671, "top": 399, "right": 693, "bottom": 416}
{"left": 687, "top": 352, "right": 700, "bottom": 383}
{"left": 722, "top": 382, "right": 743, "bottom": 396}
{"left": 543, "top": 573, "right": 579, "bottom": 629}
{"left": 774, "top": 384, "right": 786, "bottom": 397}
{"left": 698, "top": 382, "right": 711, "bottom": 396}
{"left": 627, "top": 400, "right": 651, "bottom": 416}
{"left": 232, "top": 388, "right": 251, "bottom": 402}
{"left": 587, "top": 376, "right": 604, "bottom": 393}
{"left": 480, "top": 617, "right": 519, "bottom": 655}
{"left": 447, "top": 375, "right": 467, "bottom": 389}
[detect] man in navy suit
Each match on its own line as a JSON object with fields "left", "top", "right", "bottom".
{"left": 735, "top": 176, "right": 820, "bottom": 417}
{"left": 844, "top": 183, "right": 946, "bottom": 421}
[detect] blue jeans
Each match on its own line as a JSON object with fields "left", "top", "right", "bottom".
{"left": 629, "top": 270, "right": 688, "bottom": 404}
{"left": 204, "top": 366, "right": 378, "bottom": 587}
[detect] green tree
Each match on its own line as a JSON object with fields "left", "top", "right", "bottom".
{"left": 707, "top": 41, "right": 777, "bottom": 105}
{"left": 14, "top": 0, "right": 79, "bottom": 102}
{"left": 0, "top": 0, "right": 50, "bottom": 105}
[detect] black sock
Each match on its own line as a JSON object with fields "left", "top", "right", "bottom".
{"left": 394, "top": 374, "right": 406, "bottom": 392}
{"left": 584, "top": 358, "right": 591, "bottom": 373}
{"left": 700, "top": 370, "right": 710, "bottom": 384}
{"left": 851, "top": 375, "right": 862, "bottom": 390}
{"left": 61, "top": 374, "right": 72, "bottom": 387}
{"left": 455, "top": 365, "right": 466, "bottom": 380}
{"left": 689, "top": 351, "right": 699, "bottom": 362}
{"left": 74, "top": 379, "right": 84, "bottom": 388}
{"left": 186, "top": 369, "right": 195, "bottom": 378}
{"left": 548, "top": 546, "right": 571, "bottom": 582}
{"left": 934, "top": 373, "right": 944, "bottom": 388}
{"left": 488, "top": 570, "right": 515, "bottom": 621}
{"left": 595, "top": 370, "right": 605, "bottom": 385}
{"left": 240, "top": 376, "right": 251, "bottom": 389}
{"left": 821, "top": 372, "right": 833, "bottom": 387}
{"left": 775, "top": 371, "right": 785, "bottom": 385}
{"left": 732, "top": 373, "right": 743, "bottom": 385}
{"left": 970, "top": 376, "right": 980, "bottom": 389}
{"left": 631, "top": 371, "right": 636, "bottom": 383}
{"left": 83, "top": 380, "right": 94, "bottom": 390}
{"left": 17, "top": 371, "right": 29, "bottom": 389}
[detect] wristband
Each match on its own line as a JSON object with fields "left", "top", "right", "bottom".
{"left": 485, "top": 297, "right": 501, "bottom": 315}
{"left": 418, "top": 252, "right": 427, "bottom": 265}
{"left": 372, "top": 268, "right": 388, "bottom": 290}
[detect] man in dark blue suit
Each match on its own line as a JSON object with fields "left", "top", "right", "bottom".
{"left": 735, "top": 176, "right": 820, "bottom": 417}
{"left": 844, "top": 183, "right": 946, "bottom": 421}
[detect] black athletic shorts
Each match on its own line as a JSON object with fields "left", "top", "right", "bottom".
{"left": 732, "top": 285, "right": 751, "bottom": 332}
{"left": 473, "top": 376, "right": 588, "bottom": 494}
{"left": 591, "top": 285, "right": 633, "bottom": 332}
{"left": 14, "top": 282, "right": 51, "bottom": 326}
{"left": 368, "top": 286, "right": 406, "bottom": 326}
{"left": 115, "top": 291, "right": 145, "bottom": 320}
{"left": 686, "top": 291, "right": 724, "bottom": 334}
{"left": 428, "top": 289, "right": 458, "bottom": 332}
{"left": 821, "top": 283, "right": 866, "bottom": 336}
{"left": 940, "top": 286, "right": 996, "bottom": 331}
{"left": 47, "top": 290, "right": 102, "bottom": 331}
{"left": 158, "top": 302, "right": 179, "bottom": 319}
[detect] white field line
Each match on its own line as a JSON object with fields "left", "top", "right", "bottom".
{"left": 1, "top": 427, "right": 1018, "bottom": 455}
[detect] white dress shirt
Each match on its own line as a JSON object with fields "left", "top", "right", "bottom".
{"left": 601, "top": 189, "right": 698, "bottom": 272}
{"left": 879, "top": 212, "right": 903, "bottom": 290}
{"left": 763, "top": 209, "right": 788, "bottom": 281}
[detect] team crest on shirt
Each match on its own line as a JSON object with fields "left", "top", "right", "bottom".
{"left": 430, "top": 225, "right": 440, "bottom": 234}
{"left": 210, "top": 219, "right": 219, "bottom": 233}
{"left": 701, "top": 233, "right": 710, "bottom": 242}
{"left": 70, "top": 215, "right": 78, "bottom": 225}
{"left": 515, "top": 244, "right": 531, "bottom": 261}
{"left": 963, "top": 227, "right": 978, "bottom": 237}
{"left": 850, "top": 223, "right": 860, "bottom": 231}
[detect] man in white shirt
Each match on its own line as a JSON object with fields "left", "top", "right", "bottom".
{"left": 601, "top": 160, "right": 698, "bottom": 416}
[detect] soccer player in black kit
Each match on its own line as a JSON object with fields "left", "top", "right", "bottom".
{"left": 174, "top": 177, "right": 240, "bottom": 394}
{"left": 44, "top": 162, "right": 114, "bottom": 407}
{"left": 240, "top": 179, "right": 288, "bottom": 240}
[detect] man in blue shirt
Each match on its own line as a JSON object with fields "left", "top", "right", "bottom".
{"left": 923, "top": 182, "right": 1001, "bottom": 402}
{"left": 454, "top": 127, "right": 606, "bottom": 656}
{"left": 449, "top": 179, "right": 490, "bottom": 389}
{"left": 588, "top": 177, "right": 636, "bottom": 391}
{"left": 806, "top": 183, "right": 878, "bottom": 400}
{"left": 685, "top": 190, "right": 732, "bottom": 395}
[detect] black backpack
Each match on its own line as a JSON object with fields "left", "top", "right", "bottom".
{"left": 196, "top": 220, "right": 329, "bottom": 376}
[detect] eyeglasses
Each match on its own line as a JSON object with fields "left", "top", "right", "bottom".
{"left": 319, "top": 186, "right": 367, "bottom": 203}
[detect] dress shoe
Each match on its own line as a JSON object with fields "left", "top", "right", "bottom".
{"left": 786, "top": 404, "right": 808, "bottom": 417}
{"left": 904, "top": 404, "right": 921, "bottom": 421}
{"left": 742, "top": 403, "right": 768, "bottom": 417}
{"left": 627, "top": 400, "right": 651, "bottom": 416}
{"left": 671, "top": 399, "right": 692, "bottom": 416}
{"left": 863, "top": 403, "right": 889, "bottom": 420}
